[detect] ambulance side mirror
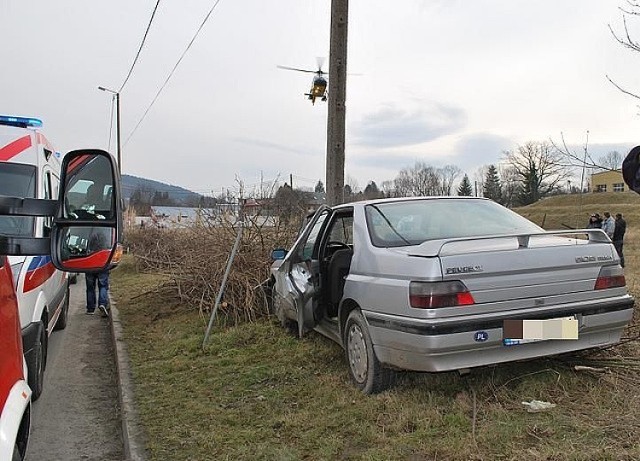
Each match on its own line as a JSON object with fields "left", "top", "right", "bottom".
{"left": 50, "top": 149, "right": 123, "bottom": 272}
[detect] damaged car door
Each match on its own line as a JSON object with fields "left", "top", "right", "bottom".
{"left": 274, "top": 206, "right": 330, "bottom": 337}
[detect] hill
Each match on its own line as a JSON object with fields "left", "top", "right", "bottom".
{"left": 514, "top": 191, "right": 640, "bottom": 230}
{"left": 121, "top": 174, "right": 201, "bottom": 205}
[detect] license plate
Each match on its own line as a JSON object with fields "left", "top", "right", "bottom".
{"left": 503, "top": 316, "right": 578, "bottom": 346}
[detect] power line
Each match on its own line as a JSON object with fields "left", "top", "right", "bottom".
{"left": 119, "top": 0, "right": 162, "bottom": 93}
{"left": 124, "top": 0, "right": 223, "bottom": 146}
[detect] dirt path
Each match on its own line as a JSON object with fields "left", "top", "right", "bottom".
{"left": 26, "top": 276, "right": 124, "bottom": 461}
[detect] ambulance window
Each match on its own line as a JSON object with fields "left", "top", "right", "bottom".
{"left": 0, "top": 163, "right": 36, "bottom": 236}
{"left": 43, "top": 172, "right": 53, "bottom": 237}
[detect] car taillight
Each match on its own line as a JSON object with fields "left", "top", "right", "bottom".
{"left": 594, "top": 265, "right": 626, "bottom": 290}
{"left": 409, "top": 281, "right": 475, "bottom": 309}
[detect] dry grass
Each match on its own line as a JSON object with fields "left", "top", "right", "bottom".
{"left": 111, "top": 192, "right": 640, "bottom": 460}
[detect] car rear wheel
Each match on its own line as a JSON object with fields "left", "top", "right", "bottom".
{"left": 344, "top": 309, "right": 395, "bottom": 394}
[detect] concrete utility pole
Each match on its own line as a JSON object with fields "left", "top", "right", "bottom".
{"left": 98, "top": 86, "right": 122, "bottom": 174}
{"left": 326, "top": 0, "right": 348, "bottom": 206}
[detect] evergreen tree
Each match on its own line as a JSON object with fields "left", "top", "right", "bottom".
{"left": 483, "top": 164, "right": 503, "bottom": 203}
{"left": 457, "top": 174, "right": 473, "bottom": 196}
{"left": 517, "top": 165, "right": 540, "bottom": 206}
{"left": 364, "top": 181, "right": 381, "bottom": 199}
{"left": 343, "top": 184, "right": 353, "bottom": 199}
{"left": 314, "top": 180, "right": 325, "bottom": 193}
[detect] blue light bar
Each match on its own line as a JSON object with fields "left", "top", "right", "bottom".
{"left": 0, "top": 115, "right": 43, "bottom": 128}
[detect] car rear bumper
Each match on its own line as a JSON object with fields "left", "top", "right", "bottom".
{"left": 365, "top": 296, "right": 634, "bottom": 372}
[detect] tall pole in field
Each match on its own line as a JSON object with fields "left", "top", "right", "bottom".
{"left": 326, "top": 0, "right": 348, "bottom": 206}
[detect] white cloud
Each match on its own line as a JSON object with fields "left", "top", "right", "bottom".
{"left": 351, "top": 102, "right": 467, "bottom": 147}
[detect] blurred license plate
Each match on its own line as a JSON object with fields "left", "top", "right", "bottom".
{"left": 503, "top": 316, "right": 578, "bottom": 346}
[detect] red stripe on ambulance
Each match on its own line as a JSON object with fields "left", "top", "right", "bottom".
{"left": 23, "top": 261, "right": 56, "bottom": 293}
{"left": 0, "top": 135, "right": 32, "bottom": 161}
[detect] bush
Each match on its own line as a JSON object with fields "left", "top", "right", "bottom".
{"left": 125, "top": 213, "right": 302, "bottom": 326}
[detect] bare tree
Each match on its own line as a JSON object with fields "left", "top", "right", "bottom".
{"left": 380, "top": 180, "right": 395, "bottom": 197}
{"left": 473, "top": 165, "right": 489, "bottom": 197}
{"left": 608, "top": 1, "right": 640, "bottom": 101}
{"left": 504, "top": 141, "right": 571, "bottom": 205}
{"left": 598, "top": 151, "right": 623, "bottom": 170}
{"left": 345, "top": 174, "right": 360, "bottom": 194}
{"left": 498, "top": 164, "right": 521, "bottom": 208}
{"left": 394, "top": 162, "right": 442, "bottom": 196}
{"left": 437, "top": 164, "right": 463, "bottom": 195}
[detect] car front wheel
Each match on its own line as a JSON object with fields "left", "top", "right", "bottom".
{"left": 28, "top": 321, "right": 46, "bottom": 401}
{"left": 344, "top": 309, "right": 395, "bottom": 394}
{"left": 54, "top": 282, "right": 70, "bottom": 331}
{"left": 12, "top": 443, "right": 22, "bottom": 461}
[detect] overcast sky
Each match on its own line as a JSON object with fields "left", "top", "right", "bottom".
{"left": 1, "top": 0, "right": 638, "bottom": 196}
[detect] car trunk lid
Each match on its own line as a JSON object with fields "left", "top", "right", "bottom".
{"left": 407, "top": 230, "right": 619, "bottom": 315}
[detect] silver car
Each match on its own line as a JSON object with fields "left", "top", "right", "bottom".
{"left": 270, "top": 197, "right": 634, "bottom": 393}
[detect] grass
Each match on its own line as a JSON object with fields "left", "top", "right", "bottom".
{"left": 111, "top": 193, "right": 640, "bottom": 461}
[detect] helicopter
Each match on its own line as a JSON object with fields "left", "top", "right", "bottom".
{"left": 277, "top": 59, "right": 328, "bottom": 105}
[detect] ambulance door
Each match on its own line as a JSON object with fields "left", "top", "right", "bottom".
{"left": 42, "top": 168, "right": 66, "bottom": 325}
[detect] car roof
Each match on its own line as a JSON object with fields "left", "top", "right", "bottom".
{"left": 331, "top": 195, "right": 490, "bottom": 210}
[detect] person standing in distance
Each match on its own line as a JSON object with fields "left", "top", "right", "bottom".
{"left": 613, "top": 213, "right": 626, "bottom": 268}
{"left": 586, "top": 213, "right": 601, "bottom": 229}
{"left": 601, "top": 211, "right": 615, "bottom": 239}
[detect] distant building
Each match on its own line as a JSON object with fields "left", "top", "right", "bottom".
{"left": 148, "top": 204, "right": 277, "bottom": 229}
{"left": 150, "top": 206, "right": 208, "bottom": 228}
{"left": 591, "top": 170, "right": 628, "bottom": 193}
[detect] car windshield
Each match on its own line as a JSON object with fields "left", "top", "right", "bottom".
{"left": 0, "top": 162, "right": 37, "bottom": 236}
{"left": 365, "top": 198, "right": 543, "bottom": 248}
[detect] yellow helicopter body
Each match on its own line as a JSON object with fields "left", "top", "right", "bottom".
{"left": 306, "top": 76, "right": 327, "bottom": 105}
{"left": 278, "top": 61, "right": 328, "bottom": 105}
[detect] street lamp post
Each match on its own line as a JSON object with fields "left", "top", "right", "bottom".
{"left": 98, "top": 86, "right": 121, "bottom": 174}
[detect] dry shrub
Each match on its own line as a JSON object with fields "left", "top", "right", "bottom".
{"left": 125, "top": 213, "right": 302, "bottom": 326}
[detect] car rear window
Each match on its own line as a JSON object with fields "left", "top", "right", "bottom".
{"left": 0, "top": 163, "right": 37, "bottom": 236}
{"left": 365, "top": 198, "right": 542, "bottom": 247}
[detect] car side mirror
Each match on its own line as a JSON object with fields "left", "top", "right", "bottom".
{"left": 50, "top": 149, "right": 123, "bottom": 272}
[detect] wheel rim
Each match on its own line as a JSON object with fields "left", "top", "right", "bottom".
{"left": 347, "top": 323, "right": 368, "bottom": 383}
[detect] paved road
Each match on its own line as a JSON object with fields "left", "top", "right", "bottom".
{"left": 26, "top": 276, "right": 124, "bottom": 461}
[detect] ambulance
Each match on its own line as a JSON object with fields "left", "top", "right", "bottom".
{"left": 0, "top": 115, "right": 70, "bottom": 401}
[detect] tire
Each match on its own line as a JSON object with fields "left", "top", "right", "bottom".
{"left": 27, "top": 322, "right": 46, "bottom": 401}
{"left": 344, "top": 309, "right": 395, "bottom": 394}
{"left": 12, "top": 443, "right": 22, "bottom": 461}
{"left": 54, "top": 282, "right": 70, "bottom": 331}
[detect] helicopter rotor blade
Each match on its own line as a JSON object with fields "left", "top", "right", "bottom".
{"left": 316, "top": 56, "right": 326, "bottom": 71}
{"left": 277, "top": 65, "right": 317, "bottom": 74}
